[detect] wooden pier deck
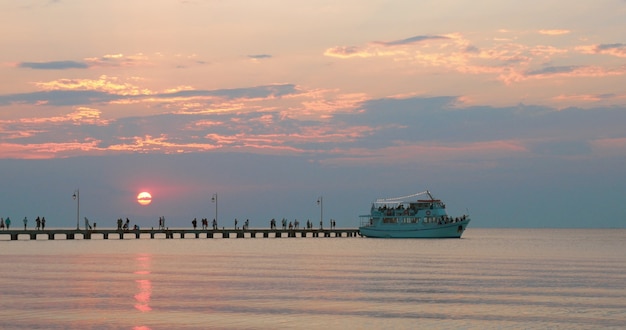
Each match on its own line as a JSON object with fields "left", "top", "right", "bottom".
{"left": 0, "top": 228, "right": 361, "bottom": 241}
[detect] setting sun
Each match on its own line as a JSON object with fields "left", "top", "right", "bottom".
{"left": 137, "top": 192, "right": 152, "bottom": 206}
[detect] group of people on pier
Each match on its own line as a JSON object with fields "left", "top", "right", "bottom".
{"left": 116, "top": 218, "right": 138, "bottom": 231}
{"left": 267, "top": 218, "right": 337, "bottom": 230}
{"left": 32, "top": 216, "right": 47, "bottom": 230}
{"left": 0, "top": 217, "right": 11, "bottom": 230}
{"left": 1, "top": 215, "right": 342, "bottom": 231}
{"left": 0, "top": 217, "right": 49, "bottom": 230}
{"left": 182, "top": 217, "right": 340, "bottom": 230}
{"left": 191, "top": 218, "right": 220, "bottom": 230}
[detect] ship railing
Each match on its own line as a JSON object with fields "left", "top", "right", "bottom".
{"left": 359, "top": 215, "right": 375, "bottom": 227}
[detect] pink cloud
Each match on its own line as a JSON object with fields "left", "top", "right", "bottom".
{"left": 553, "top": 93, "right": 620, "bottom": 103}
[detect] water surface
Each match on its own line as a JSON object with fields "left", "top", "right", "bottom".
{"left": 1, "top": 229, "right": 624, "bottom": 329}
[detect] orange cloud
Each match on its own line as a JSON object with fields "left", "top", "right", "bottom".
{"left": 34, "top": 75, "right": 152, "bottom": 96}
{"left": 576, "top": 43, "right": 626, "bottom": 58}
{"left": 84, "top": 53, "right": 151, "bottom": 67}
{"left": 11, "top": 107, "right": 109, "bottom": 126}
{"left": 109, "top": 135, "right": 219, "bottom": 154}
{"left": 538, "top": 29, "right": 571, "bottom": 35}
{"left": 0, "top": 139, "right": 104, "bottom": 159}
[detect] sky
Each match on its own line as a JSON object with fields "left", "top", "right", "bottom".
{"left": 1, "top": 0, "right": 625, "bottom": 229}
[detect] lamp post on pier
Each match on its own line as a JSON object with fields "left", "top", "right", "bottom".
{"left": 317, "top": 196, "right": 323, "bottom": 229}
{"left": 211, "top": 193, "right": 218, "bottom": 225}
{"left": 72, "top": 189, "right": 80, "bottom": 230}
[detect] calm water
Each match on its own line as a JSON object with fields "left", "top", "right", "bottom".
{"left": 0, "top": 229, "right": 625, "bottom": 329}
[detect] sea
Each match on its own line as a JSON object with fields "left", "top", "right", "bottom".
{"left": 0, "top": 228, "right": 624, "bottom": 329}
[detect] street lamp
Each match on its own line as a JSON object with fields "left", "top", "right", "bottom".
{"left": 211, "top": 193, "right": 218, "bottom": 224}
{"left": 317, "top": 196, "right": 323, "bottom": 228}
{"left": 72, "top": 189, "right": 80, "bottom": 230}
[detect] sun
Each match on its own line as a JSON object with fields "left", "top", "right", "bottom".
{"left": 137, "top": 192, "right": 152, "bottom": 206}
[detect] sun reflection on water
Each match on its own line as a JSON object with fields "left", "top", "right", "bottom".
{"left": 134, "top": 254, "right": 152, "bottom": 313}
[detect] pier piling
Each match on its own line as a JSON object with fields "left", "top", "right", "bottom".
{"left": 0, "top": 228, "right": 360, "bottom": 241}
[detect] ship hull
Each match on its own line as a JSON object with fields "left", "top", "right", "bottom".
{"left": 359, "top": 220, "right": 470, "bottom": 238}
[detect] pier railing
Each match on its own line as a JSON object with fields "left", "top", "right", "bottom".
{"left": 0, "top": 228, "right": 361, "bottom": 241}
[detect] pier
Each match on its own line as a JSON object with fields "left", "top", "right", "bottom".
{"left": 0, "top": 228, "right": 361, "bottom": 241}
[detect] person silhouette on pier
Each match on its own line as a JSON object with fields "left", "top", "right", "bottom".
{"left": 0, "top": 218, "right": 4, "bottom": 230}
{"left": 117, "top": 218, "right": 123, "bottom": 230}
{"left": 234, "top": 218, "right": 238, "bottom": 229}
{"left": 212, "top": 218, "right": 217, "bottom": 230}
{"left": 41, "top": 217, "right": 46, "bottom": 230}
{"left": 5, "top": 217, "right": 10, "bottom": 229}
{"left": 192, "top": 218, "right": 197, "bottom": 229}
{"left": 24, "top": 217, "right": 28, "bottom": 230}
{"left": 244, "top": 219, "right": 249, "bottom": 230}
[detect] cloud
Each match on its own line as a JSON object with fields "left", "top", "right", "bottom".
{"left": 84, "top": 53, "right": 151, "bottom": 67}
{"left": 0, "top": 90, "right": 121, "bottom": 106}
{"left": 538, "top": 29, "right": 571, "bottom": 35}
{"left": 34, "top": 75, "right": 149, "bottom": 95}
{"left": 324, "top": 34, "right": 451, "bottom": 59}
{"left": 159, "top": 84, "right": 297, "bottom": 100}
{"left": 577, "top": 43, "right": 626, "bottom": 58}
{"left": 320, "top": 139, "right": 529, "bottom": 167}
{"left": 525, "top": 65, "right": 581, "bottom": 76}
{"left": 324, "top": 46, "right": 371, "bottom": 58}
{"left": 322, "top": 31, "right": 626, "bottom": 88}
{"left": 1, "top": 93, "right": 626, "bottom": 169}
{"left": 372, "top": 35, "right": 449, "bottom": 46}
{"left": 18, "top": 60, "right": 89, "bottom": 70}
{"left": 553, "top": 93, "right": 619, "bottom": 102}
{"left": 248, "top": 54, "right": 272, "bottom": 59}
{"left": 518, "top": 64, "right": 626, "bottom": 81}
{"left": 0, "top": 82, "right": 299, "bottom": 107}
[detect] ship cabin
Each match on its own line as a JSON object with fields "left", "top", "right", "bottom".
{"left": 365, "top": 198, "right": 450, "bottom": 226}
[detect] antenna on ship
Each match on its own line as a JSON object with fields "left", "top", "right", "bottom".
{"left": 426, "top": 190, "right": 434, "bottom": 200}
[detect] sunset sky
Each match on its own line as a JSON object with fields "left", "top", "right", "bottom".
{"left": 1, "top": 0, "right": 625, "bottom": 229}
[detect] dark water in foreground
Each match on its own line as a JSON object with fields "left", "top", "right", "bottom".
{"left": 0, "top": 229, "right": 624, "bottom": 329}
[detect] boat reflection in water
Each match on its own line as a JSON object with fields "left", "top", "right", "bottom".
{"left": 359, "top": 190, "right": 470, "bottom": 238}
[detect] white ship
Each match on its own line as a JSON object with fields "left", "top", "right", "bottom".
{"left": 359, "top": 191, "right": 470, "bottom": 238}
